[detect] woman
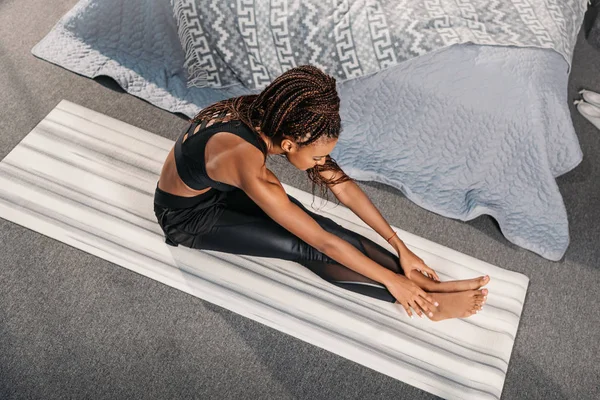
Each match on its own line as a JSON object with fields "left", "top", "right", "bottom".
{"left": 154, "top": 65, "right": 488, "bottom": 320}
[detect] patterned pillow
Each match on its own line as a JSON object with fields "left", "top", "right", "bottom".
{"left": 171, "top": 0, "right": 584, "bottom": 90}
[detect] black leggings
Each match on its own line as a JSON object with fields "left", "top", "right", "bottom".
{"left": 155, "top": 189, "right": 403, "bottom": 302}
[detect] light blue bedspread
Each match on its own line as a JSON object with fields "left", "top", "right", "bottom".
{"left": 31, "top": 0, "right": 583, "bottom": 260}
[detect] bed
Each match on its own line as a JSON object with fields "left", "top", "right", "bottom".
{"left": 31, "top": 0, "right": 588, "bottom": 260}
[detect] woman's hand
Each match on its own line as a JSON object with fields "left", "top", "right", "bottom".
{"left": 384, "top": 274, "right": 438, "bottom": 318}
{"left": 400, "top": 249, "right": 440, "bottom": 282}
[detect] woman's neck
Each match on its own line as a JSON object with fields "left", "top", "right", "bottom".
{"left": 256, "top": 127, "right": 284, "bottom": 155}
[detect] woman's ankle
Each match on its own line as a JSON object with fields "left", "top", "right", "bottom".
{"left": 408, "top": 272, "right": 439, "bottom": 291}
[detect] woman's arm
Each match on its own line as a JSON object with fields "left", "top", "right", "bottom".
{"left": 241, "top": 167, "right": 396, "bottom": 285}
{"left": 322, "top": 174, "right": 440, "bottom": 281}
{"left": 232, "top": 153, "right": 436, "bottom": 315}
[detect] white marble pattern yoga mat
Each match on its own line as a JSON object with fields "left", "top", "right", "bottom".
{"left": 0, "top": 100, "right": 528, "bottom": 400}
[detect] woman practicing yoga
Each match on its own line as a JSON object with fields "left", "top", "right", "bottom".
{"left": 154, "top": 65, "right": 488, "bottom": 320}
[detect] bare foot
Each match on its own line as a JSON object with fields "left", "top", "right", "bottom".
{"left": 428, "top": 289, "right": 488, "bottom": 321}
{"left": 432, "top": 275, "right": 490, "bottom": 293}
{"left": 411, "top": 273, "right": 490, "bottom": 293}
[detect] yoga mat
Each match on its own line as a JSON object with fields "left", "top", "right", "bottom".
{"left": 0, "top": 101, "right": 529, "bottom": 400}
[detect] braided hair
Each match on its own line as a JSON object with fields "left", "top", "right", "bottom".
{"left": 190, "top": 65, "right": 352, "bottom": 200}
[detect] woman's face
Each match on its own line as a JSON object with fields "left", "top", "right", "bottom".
{"left": 283, "top": 137, "right": 338, "bottom": 171}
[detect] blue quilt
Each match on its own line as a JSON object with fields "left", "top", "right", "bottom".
{"left": 31, "top": 0, "right": 584, "bottom": 260}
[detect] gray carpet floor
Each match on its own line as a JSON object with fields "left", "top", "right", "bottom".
{"left": 1, "top": 1, "right": 599, "bottom": 399}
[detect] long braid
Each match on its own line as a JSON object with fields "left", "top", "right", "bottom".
{"left": 190, "top": 65, "right": 351, "bottom": 200}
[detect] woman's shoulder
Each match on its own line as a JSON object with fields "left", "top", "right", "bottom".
{"left": 208, "top": 146, "right": 272, "bottom": 193}
{"left": 204, "top": 126, "right": 267, "bottom": 184}
{"left": 206, "top": 119, "right": 265, "bottom": 155}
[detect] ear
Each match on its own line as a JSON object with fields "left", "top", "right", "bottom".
{"left": 281, "top": 138, "right": 295, "bottom": 153}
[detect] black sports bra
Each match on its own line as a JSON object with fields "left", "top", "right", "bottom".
{"left": 174, "top": 112, "right": 265, "bottom": 192}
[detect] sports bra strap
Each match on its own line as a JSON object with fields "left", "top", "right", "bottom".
{"left": 186, "top": 122, "right": 198, "bottom": 137}
{"left": 197, "top": 110, "right": 229, "bottom": 132}
{"left": 198, "top": 118, "right": 209, "bottom": 131}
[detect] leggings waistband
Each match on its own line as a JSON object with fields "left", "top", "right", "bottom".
{"left": 154, "top": 184, "right": 220, "bottom": 209}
